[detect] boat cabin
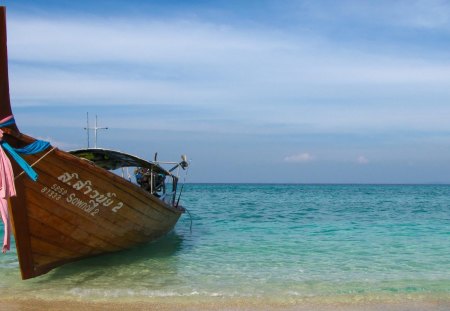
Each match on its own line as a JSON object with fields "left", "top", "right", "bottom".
{"left": 69, "top": 148, "right": 184, "bottom": 206}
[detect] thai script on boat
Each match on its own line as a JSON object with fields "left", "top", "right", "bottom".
{"left": 57, "top": 172, "right": 124, "bottom": 213}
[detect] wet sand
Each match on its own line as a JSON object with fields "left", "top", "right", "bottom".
{"left": 1, "top": 296, "right": 449, "bottom": 311}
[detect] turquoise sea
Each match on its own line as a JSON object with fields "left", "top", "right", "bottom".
{"left": 0, "top": 184, "right": 449, "bottom": 306}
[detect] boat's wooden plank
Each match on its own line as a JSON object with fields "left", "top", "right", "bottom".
{"left": 25, "top": 181, "right": 176, "bottom": 247}
{"left": 27, "top": 202, "right": 122, "bottom": 251}
{"left": 27, "top": 216, "right": 95, "bottom": 255}
{"left": 25, "top": 188, "right": 135, "bottom": 249}
{"left": 9, "top": 182, "right": 36, "bottom": 280}
{"left": 29, "top": 236, "right": 79, "bottom": 260}
{"left": 32, "top": 253, "right": 60, "bottom": 267}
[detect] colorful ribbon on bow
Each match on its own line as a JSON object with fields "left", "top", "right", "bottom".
{"left": 0, "top": 115, "right": 50, "bottom": 253}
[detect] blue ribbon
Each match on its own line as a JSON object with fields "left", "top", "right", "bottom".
{"left": 0, "top": 117, "right": 51, "bottom": 181}
{"left": 0, "top": 141, "right": 39, "bottom": 181}
{"left": 14, "top": 140, "right": 51, "bottom": 155}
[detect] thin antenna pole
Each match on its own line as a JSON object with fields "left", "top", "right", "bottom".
{"left": 84, "top": 112, "right": 90, "bottom": 148}
{"left": 87, "top": 112, "right": 90, "bottom": 148}
{"left": 95, "top": 115, "right": 98, "bottom": 148}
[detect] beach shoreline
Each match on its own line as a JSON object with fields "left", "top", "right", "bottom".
{"left": 1, "top": 185, "right": 449, "bottom": 310}
{"left": 1, "top": 295, "right": 449, "bottom": 311}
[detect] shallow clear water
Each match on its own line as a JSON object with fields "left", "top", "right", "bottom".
{"left": 0, "top": 184, "right": 449, "bottom": 301}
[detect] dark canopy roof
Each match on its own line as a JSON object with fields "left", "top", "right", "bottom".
{"left": 69, "top": 148, "right": 171, "bottom": 175}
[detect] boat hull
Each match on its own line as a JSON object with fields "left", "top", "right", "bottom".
{"left": 9, "top": 136, "right": 182, "bottom": 279}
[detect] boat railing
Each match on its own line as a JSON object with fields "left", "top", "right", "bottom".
{"left": 160, "top": 190, "right": 176, "bottom": 206}
{"left": 134, "top": 154, "right": 188, "bottom": 207}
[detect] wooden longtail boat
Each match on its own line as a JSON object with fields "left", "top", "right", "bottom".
{"left": 0, "top": 7, "right": 187, "bottom": 280}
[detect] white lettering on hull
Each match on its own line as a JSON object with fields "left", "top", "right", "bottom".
{"left": 37, "top": 172, "right": 126, "bottom": 216}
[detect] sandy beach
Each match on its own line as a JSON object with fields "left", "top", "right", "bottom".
{"left": 1, "top": 296, "right": 449, "bottom": 311}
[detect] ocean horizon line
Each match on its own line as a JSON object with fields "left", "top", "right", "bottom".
{"left": 185, "top": 182, "right": 450, "bottom": 186}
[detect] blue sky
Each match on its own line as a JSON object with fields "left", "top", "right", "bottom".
{"left": 3, "top": 0, "right": 450, "bottom": 183}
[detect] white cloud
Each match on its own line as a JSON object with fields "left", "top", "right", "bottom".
{"left": 6, "top": 13, "right": 450, "bottom": 136}
{"left": 356, "top": 155, "right": 369, "bottom": 165}
{"left": 8, "top": 17, "right": 287, "bottom": 65}
{"left": 9, "top": 15, "right": 450, "bottom": 88}
{"left": 284, "top": 153, "right": 315, "bottom": 163}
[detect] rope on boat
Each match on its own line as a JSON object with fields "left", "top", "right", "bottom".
{"left": 174, "top": 163, "right": 192, "bottom": 233}
{"left": 184, "top": 206, "right": 193, "bottom": 233}
{"left": 14, "top": 147, "right": 56, "bottom": 180}
{"left": 176, "top": 164, "right": 190, "bottom": 207}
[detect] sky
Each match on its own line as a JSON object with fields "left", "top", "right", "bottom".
{"left": 2, "top": 0, "right": 450, "bottom": 183}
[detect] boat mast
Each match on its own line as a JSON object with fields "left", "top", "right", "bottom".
{"left": 0, "top": 7, "right": 18, "bottom": 131}
{"left": 94, "top": 115, "right": 108, "bottom": 148}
